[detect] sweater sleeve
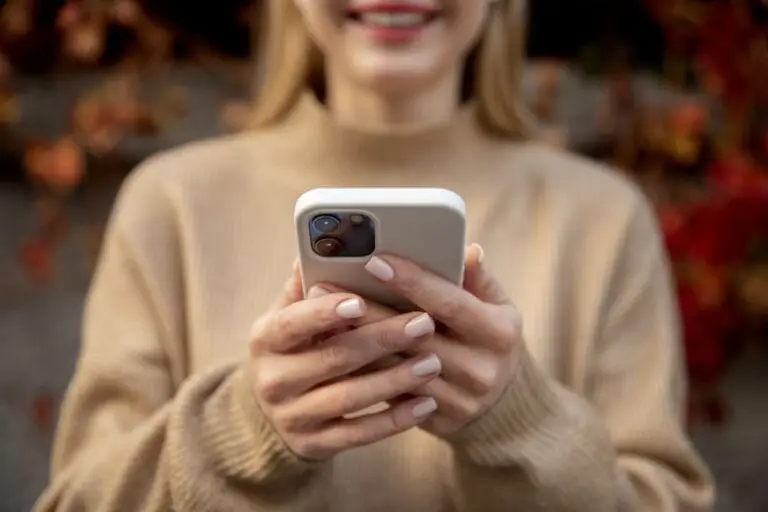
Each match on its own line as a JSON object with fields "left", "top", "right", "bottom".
{"left": 34, "top": 169, "right": 330, "bottom": 511}
{"left": 444, "top": 196, "right": 715, "bottom": 511}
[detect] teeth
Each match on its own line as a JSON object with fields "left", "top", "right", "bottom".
{"left": 359, "top": 12, "right": 429, "bottom": 27}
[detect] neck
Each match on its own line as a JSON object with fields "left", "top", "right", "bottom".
{"left": 325, "top": 72, "right": 461, "bottom": 134}
{"left": 267, "top": 84, "right": 500, "bottom": 183}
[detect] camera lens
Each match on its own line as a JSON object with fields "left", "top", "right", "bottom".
{"left": 311, "top": 215, "right": 341, "bottom": 234}
{"left": 313, "top": 237, "right": 343, "bottom": 257}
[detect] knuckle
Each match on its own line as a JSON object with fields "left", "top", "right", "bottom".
{"left": 435, "top": 291, "right": 464, "bottom": 319}
{"left": 272, "top": 407, "right": 310, "bottom": 433}
{"left": 273, "top": 309, "right": 298, "bottom": 338}
{"left": 449, "top": 393, "right": 483, "bottom": 420}
{"left": 319, "top": 343, "right": 350, "bottom": 375}
{"left": 331, "top": 381, "right": 368, "bottom": 416}
{"left": 488, "top": 306, "right": 521, "bottom": 351}
{"left": 249, "top": 318, "right": 269, "bottom": 353}
{"left": 461, "top": 399, "right": 484, "bottom": 420}
{"left": 397, "top": 270, "right": 423, "bottom": 296}
{"left": 290, "top": 435, "right": 326, "bottom": 460}
{"left": 468, "top": 365, "right": 498, "bottom": 395}
{"left": 374, "top": 324, "right": 403, "bottom": 353}
{"left": 254, "top": 370, "right": 288, "bottom": 405}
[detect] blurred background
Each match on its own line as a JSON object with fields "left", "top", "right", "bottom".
{"left": 0, "top": 0, "right": 767, "bottom": 510}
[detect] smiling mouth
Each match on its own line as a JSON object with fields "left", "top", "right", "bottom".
{"left": 346, "top": 6, "right": 442, "bottom": 29}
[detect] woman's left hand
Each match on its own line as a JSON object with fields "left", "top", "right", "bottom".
{"left": 358, "top": 244, "right": 524, "bottom": 436}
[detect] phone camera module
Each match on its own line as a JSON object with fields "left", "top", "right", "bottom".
{"left": 307, "top": 212, "right": 374, "bottom": 258}
{"left": 311, "top": 215, "right": 341, "bottom": 234}
{"left": 313, "top": 237, "right": 344, "bottom": 257}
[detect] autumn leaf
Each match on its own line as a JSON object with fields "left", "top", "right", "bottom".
{"left": 64, "top": 20, "right": 106, "bottom": 64}
{"left": 47, "top": 136, "right": 86, "bottom": 193}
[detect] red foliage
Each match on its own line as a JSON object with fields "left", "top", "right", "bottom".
{"left": 659, "top": 154, "right": 768, "bottom": 387}
{"left": 24, "top": 137, "right": 86, "bottom": 194}
{"left": 695, "top": 1, "right": 765, "bottom": 114}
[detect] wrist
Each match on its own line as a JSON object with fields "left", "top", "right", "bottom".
{"left": 444, "top": 345, "right": 562, "bottom": 463}
{"left": 220, "top": 362, "right": 326, "bottom": 482}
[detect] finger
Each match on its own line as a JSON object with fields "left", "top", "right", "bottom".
{"left": 302, "top": 396, "right": 437, "bottom": 459}
{"left": 361, "top": 355, "right": 481, "bottom": 421}
{"left": 272, "top": 312, "right": 436, "bottom": 396}
{"left": 403, "top": 335, "right": 501, "bottom": 396}
{"left": 363, "top": 253, "right": 492, "bottom": 338}
{"left": 463, "top": 243, "right": 509, "bottom": 305}
{"left": 307, "top": 284, "right": 397, "bottom": 327}
{"left": 285, "top": 353, "right": 441, "bottom": 426}
{"left": 271, "top": 259, "right": 304, "bottom": 311}
{"left": 355, "top": 335, "right": 495, "bottom": 395}
{"left": 252, "top": 292, "right": 367, "bottom": 353}
{"left": 411, "top": 378, "right": 479, "bottom": 421}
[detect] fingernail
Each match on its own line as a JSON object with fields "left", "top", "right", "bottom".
{"left": 336, "top": 298, "right": 366, "bottom": 319}
{"left": 404, "top": 313, "right": 435, "bottom": 339}
{"left": 365, "top": 256, "right": 395, "bottom": 281}
{"left": 307, "top": 286, "right": 328, "bottom": 299}
{"left": 471, "top": 243, "right": 485, "bottom": 264}
{"left": 412, "top": 354, "right": 441, "bottom": 377}
{"left": 412, "top": 397, "right": 438, "bottom": 419}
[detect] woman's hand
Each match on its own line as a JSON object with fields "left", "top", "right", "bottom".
{"left": 356, "top": 244, "right": 523, "bottom": 436}
{"left": 248, "top": 266, "right": 442, "bottom": 461}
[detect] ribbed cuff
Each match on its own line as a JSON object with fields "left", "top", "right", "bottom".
{"left": 445, "top": 345, "right": 563, "bottom": 465}
{"left": 214, "top": 362, "right": 325, "bottom": 484}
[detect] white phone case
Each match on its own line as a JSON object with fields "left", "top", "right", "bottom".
{"left": 295, "top": 187, "right": 467, "bottom": 312}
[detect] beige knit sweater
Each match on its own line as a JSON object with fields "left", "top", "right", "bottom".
{"left": 35, "top": 94, "right": 714, "bottom": 511}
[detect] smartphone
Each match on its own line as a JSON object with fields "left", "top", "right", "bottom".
{"left": 295, "top": 187, "right": 467, "bottom": 312}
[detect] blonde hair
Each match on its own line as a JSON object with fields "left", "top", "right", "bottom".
{"left": 252, "top": 0, "right": 532, "bottom": 139}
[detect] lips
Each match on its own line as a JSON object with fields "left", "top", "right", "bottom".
{"left": 346, "top": 3, "right": 441, "bottom": 28}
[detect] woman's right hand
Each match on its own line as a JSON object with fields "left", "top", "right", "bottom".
{"left": 248, "top": 269, "right": 441, "bottom": 461}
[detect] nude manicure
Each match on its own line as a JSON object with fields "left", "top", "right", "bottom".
{"left": 364, "top": 256, "right": 395, "bottom": 281}
{"left": 307, "top": 286, "right": 329, "bottom": 299}
{"left": 404, "top": 313, "right": 435, "bottom": 339}
{"left": 412, "top": 354, "right": 441, "bottom": 377}
{"left": 472, "top": 243, "right": 485, "bottom": 264}
{"left": 336, "top": 298, "right": 366, "bottom": 319}
{"left": 412, "top": 397, "right": 438, "bottom": 419}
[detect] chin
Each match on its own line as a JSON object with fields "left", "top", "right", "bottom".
{"left": 346, "top": 54, "right": 444, "bottom": 95}
{"left": 358, "top": 72, "right": 435, "bottom": 96}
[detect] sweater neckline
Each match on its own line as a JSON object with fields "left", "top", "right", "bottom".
{"left": 269, "top": 90, "right": 491, "bottom": 176}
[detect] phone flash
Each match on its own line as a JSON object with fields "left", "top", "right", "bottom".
{"left": 350, "top": 214, "right": 365, "bottom": 226}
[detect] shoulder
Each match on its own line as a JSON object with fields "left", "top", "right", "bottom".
{"left": 521, "top": 143, "right": 647, "bottom": 210}
{"left": 117, "top": 133, "right": 252, "bottom": 206}
{"left": 110, "top": 131, "right": 282, "bottom": 235}
{"left": 512, "top": 142, "right": 658, "bottom": 236}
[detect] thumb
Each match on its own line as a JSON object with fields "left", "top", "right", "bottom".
{"left": 271, "top": 259, "right": 304, "bottom": 310}
{"left": 463, "top": 243, "right": 508, "bottom": 305}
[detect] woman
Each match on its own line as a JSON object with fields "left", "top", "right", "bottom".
{"left": 36, "top": 0, "right": 714, "bottom": 510}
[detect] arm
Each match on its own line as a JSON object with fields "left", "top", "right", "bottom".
{"left": 445, "top": 199, "right": 714, "bottom": 511}
{"left": 35, "top": 172, "right": 330, "bottom": 511}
